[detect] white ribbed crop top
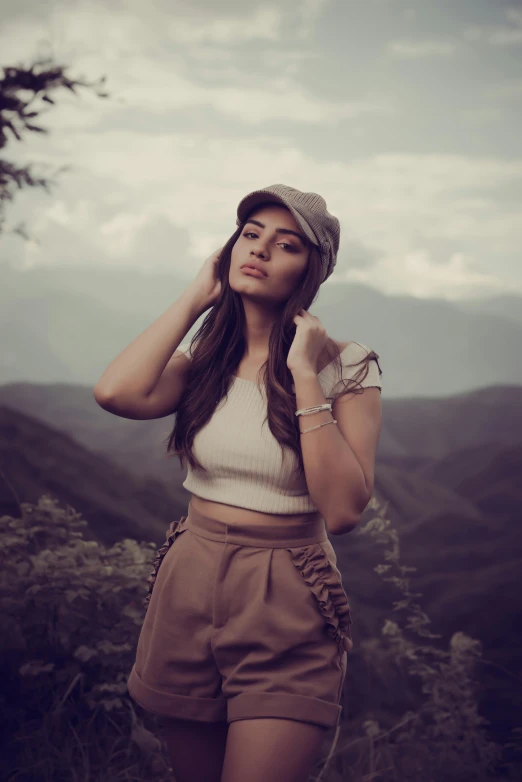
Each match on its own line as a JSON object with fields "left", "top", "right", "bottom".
{"left": 176, "top": 340, "right": 382, "bottom": 514}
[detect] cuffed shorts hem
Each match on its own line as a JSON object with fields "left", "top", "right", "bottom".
{"left": 127, "top": 667, "right": 341, "bottom": 729}
{"left": 127, "top": 666, "right": 227, "bottom": 723}
{"left": 228, "top": 692, "right": 341, "bottom": 730}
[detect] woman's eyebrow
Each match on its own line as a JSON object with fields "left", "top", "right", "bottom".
{"left": 245, "top": 218, "right": 307, "bottom": 245}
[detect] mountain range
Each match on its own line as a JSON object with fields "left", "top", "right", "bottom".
{"left": 1, "top": 259, "right": 521, "bottom": 743}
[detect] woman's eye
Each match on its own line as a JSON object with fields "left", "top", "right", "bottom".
{"left": 243, "top": 232, "right": 294, "bottom": 251}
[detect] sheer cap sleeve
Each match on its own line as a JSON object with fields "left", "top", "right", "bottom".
{"left": 328, "top": 340, "right": 382, "bottom": 398}
{"left": 176, "top": 342, "right": 193, "bottom": 359}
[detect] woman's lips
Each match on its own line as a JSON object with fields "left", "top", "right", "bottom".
{"left": 241, "top": 266, "right": 267, "bottom": 278}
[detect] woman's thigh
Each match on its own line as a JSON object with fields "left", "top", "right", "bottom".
{"left": 160, "top": 717, "right": 229, "bottom": 782}
{"left": 221, "top": 717, "right": 327, "bottom": 782}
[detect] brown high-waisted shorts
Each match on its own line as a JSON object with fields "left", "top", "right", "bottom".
{"left": 126, "top": 501, "right": 353, "bottom": 730}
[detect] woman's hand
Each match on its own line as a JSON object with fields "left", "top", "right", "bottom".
{"left": 287, "top": 309, "right": 329, "bottom": 374}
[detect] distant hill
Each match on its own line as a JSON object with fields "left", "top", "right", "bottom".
{"left": 1, "top": 380, "right": 521, "bottom": 483}
{"left": 0, "top": 404, "right": 185, "bottom": 547}
{"left": 2, "top": 261, "right": 522, "bottom": 396}
{"left": 0, "top": 383, "right": 520, "bottom": 744}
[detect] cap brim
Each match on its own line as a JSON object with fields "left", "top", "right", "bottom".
{"left": 237, "top": 190, "right": 319, "bottom": 247}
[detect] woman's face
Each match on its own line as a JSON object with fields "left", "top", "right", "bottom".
{"left": 229, "top": 204, "right": 311, "bottom": 305}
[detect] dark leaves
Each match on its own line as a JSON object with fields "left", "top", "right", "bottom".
{"left": 0, "top": 55, "right": 111, "bottom": 240}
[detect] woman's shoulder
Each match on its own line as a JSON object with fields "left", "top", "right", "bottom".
{"left": 320, "top": 339, "right": 374, "bottom": 372}
{"left": 316, "top": 338, "right": 350, "bottom": 374}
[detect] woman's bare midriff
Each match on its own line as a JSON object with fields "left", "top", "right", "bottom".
{"left": 189, "top": 494, "right": 323, "bottom": 527}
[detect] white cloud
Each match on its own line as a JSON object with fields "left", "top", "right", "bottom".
{"left": 344, "top": 248, "right": 507, "bottom": 300}
{"left": 462, "top": 7, "right": 522, "bottom": 47}
{"left": 387, "top": 39, "right": 458, "bottom": 59}
{"left": 1, "top": 0, "right": 520, "bottom": 301}
{"left": 0, "top": 0, "right": 386, "bottom": 131}
{"left": 0, "top": 1, "right": 287, "bottom": 60}
{"left": 489, "top": 30, "right": 522, "bottom": 46}
{"left": 166, "top": 6, "right": 284, "bottom": 44}
{"left": 458, "top": 106, "right": 503, "bottom": 124}
{"left": 394, "top": 7, "right": 522, "bottom": 58}
{"left": 30, "top": 51, "right": 390, "bottom": 128}
{"left": 6, "top": 120, "right": 522, "bottom": 298}
{"left": 295, "top": 0, "right": 332, "bottom": 40}
{"left": 184, "top": 46, "right": 235, "bottom": 62}
{"left": 486, "top": 79, "right": 522, "bottom": 99}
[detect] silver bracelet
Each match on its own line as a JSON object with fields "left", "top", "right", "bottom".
{"left": 295, "top": 403, "right": 332, "bottom": 417}
{"left": 296, "top": 402, "right": 335, "bottom": 433}
{"left": 301, "top": 418, "right": 337, "bottom": 434}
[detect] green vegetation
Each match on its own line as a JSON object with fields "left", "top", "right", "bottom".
{"left": 1, "top": 489, "right": 520, "bottom": 781}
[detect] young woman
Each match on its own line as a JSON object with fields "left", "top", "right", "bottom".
{"left": 94, "top": 184, "right": 383, "bottom": 782}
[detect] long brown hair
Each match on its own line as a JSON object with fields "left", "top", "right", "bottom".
{"left": 165, "top": 203, "right": 380, "bottom": 478}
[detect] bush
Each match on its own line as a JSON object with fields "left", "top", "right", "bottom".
{"left": 1, "top": 492, "right": 520, "bottom": 782}
{"left": 315, "top": 494, "right": 520, "bottom": 782}
{"left": 0, "top": 493, "right": 170, "bottom": 780}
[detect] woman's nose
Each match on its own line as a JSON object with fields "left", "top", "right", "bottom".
{"left": 250, "top": 244, "right": 267, "bottom": 257}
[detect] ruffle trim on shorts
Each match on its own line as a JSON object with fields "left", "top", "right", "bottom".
{"left": 143, "top": 516, "right": 188, "bottom": 612}
{"left": 286, "top": 543, "right": 354, "bottom": 654}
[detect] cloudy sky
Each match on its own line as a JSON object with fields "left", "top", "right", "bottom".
{"left": 1, "top": 0, "right": 521, "bottom": 301}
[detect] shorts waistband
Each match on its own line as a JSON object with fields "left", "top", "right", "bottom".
{"left": 185, "top": 501, "right": 328, "bottom": 548}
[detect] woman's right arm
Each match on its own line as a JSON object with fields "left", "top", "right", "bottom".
{"left": 94, "top": 246, "right": 223, "bottom": 419}
{"left": 93, "top": 287, "right": 209, "bottom": 419}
